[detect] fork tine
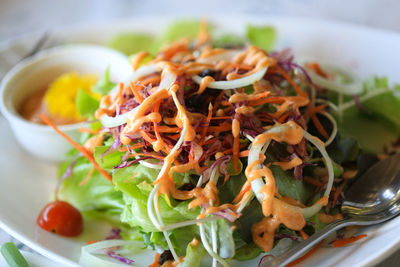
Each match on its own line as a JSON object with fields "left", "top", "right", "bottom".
{"left": 21, "top": 32, "right": 50, "bottom": 60}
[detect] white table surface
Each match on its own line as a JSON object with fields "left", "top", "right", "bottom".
{"left": 0, "top": 0, "right": 399, "bottom": 266}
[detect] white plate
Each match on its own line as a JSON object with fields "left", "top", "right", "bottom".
{"left": 1, "top": 16, "right": 400, "bottom": 267}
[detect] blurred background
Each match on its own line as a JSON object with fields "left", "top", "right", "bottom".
{"left": 1, "top": 0, "right": 400, "bottom": 40}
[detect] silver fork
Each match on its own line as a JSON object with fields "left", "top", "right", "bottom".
{"left": 18, "top": 32, "right": 51, "bottom": 62}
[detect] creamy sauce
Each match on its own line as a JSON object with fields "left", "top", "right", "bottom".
{"left": 197, "top": 76, "right": 215, "bottom": 94}
{"left": 83, "top": 134, "right": 105, "bottom": 154}
{"left": 254, "top": 121, "right": 304, "bottom": 146}
{"left": 229, "top": 91, "right": 270, "bottom": 103}
{"left": 131, "top": 51, "right": 149, "bottom": 71}
{"left": 120, "top": 89, "right": 170, "bottom": 144}
{"left": 319, "top": 213, "right": 343, "bottom": 223}
{"left": 235, "top": 106, "right": 255, "bottom": 115}
{"left": 252, "top": 198, "right": 305, "bottom": 252}
{"left": 19, "top": 88, "right": 82, "bottom": 125}
{"left": 245, "top": 121, "right": 307, "bottom": 251}
{"left": 272, "top": 156, "right": 302, "bottom": 170}
{"left": 232, "top": 118, "right": 240, "bottom": 138}
{"left": 190, "top": 238, "right": 200, "bottom": 247}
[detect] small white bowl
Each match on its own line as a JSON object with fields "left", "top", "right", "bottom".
{"left": 0, "top": 45, "right": 133, "bottom": 162}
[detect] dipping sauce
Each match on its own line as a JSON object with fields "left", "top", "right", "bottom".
{"left": 18, "top": 72, "right": 98, "bottom": 125}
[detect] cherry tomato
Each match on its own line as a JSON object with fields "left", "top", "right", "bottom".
{"left": 36, "top": 201, "right": 83, "bottom": 237}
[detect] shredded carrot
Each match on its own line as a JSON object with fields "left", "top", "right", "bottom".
{"left": 299, "top": 230, "right": 309, "bottom": 240}
{"left": 131, "top": 51, "right": 149, "bottom": 71}
{"left": 286, "top": 240, "right": 324, "bottom": 267}
{"left": 139, "top": 130, "right": 157, "bottom": 144}
{"left": 311, "top": 113, "right": 329, "bottom": 139}
{"left": 307, "top": 104, "right": 329, "bottom": 139}
{"left": 86, "top": 240, "right": 99, "bottom": 245}
{"left": 233, "top": 181, "right": 251, "bottom": 203}
{"left": 163, "top": 42, "right": 189, "bottom": 59}
{"left": 203, "top": 137, "right": 217, "bottom": 146}
{"left": 200, "top": 103, "right": 213, "bottom": 145}
{"left": 156, "top": 126, "right": 181, "bottom": 133}
{"left": 313, "top": 104, "right": 328, "bottom": 113}
{"left": 221, "top": 143, "right": 248, "bottom": 155}
{"left": 207, "top": 123, "right": 232, "bottom": 133}
{"left": 332, "top": 234, "right": 367, "bottom": 248}
{"left": 79, "top": 166, "right": 95, "bottom": 186}
{"left": 129, "top": 81, "right": 143, "bottom": 103}
{"left": 304, "top": 176, "right": 324, "bottom": 187}
{"left": 239, "top": 150, "right": 250, "bottom": 157}
{"left": 210, "top": 116, "right": 232, "bottom": 120}
{"left": 119, "top": 143, "right": 145, "bottom": 152}
{"left": 274, "top": 65, "right": 308, "bottom": 97}
{"left": 248, "top": 96, "right": 287, "bottom": 107}
{"left": 152, "top": 100, "right": 170, "bottom": 153}
{"left": 78, "top": 127, "right": 99, "bottom": 134}
{"left": 277, "top": 112, "right": 292, "bottom": 123}
{"left": 223, "top": 173, "right": 230, "bottom": 184}
{"left": 167, "top": 133, "right": 181, "bottom": 140}
{"left": 148, "top": 253, "right": 160, "bottom": 267}
{"left": 139, "top": 75, "right": 161, "bottom": 86}
{"left": 332, "top": 180, "right": 346, "bottom": 207}
{"left": 213, "top": 91, "right": 226, "bottom": 111}
{"left": 40, "top": 114, "right": 113, "bottom": 182}
{"left": 305, "top": 62, "right": 329, "bottom": 79}
{"left": 233, "top": 124, "right": 240, "bottom": 172}
{"left": 196, "top": 19, "right": 210, "bottom": 46}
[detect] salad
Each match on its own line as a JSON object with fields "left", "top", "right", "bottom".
{"left": 36, "top": 20, "right": 400, "bottom": 267}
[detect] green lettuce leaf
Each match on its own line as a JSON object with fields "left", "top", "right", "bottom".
{"left": 271, "top": 165, "right": 312, "bottom": 203}
{"left": 340, "top": 106, "right": 399, "bottom": 154}
{"left": 212, "top": 34, "right": 245, "bottom": 48}
{"left": 234, "top": 243, "right": 262, "bottom": 261}
{"left": 246, "top": 25, "right": 276, "bottom": 51}
{"left": 113, "top": 164, "right": 201, "bottom": 233}
{"left": 338, "top": 76, "right": 400, "bottom": 154}
{"left": 160, "top": 20, "right": 208, "bottom": 44}
{"left": 75, "top": 89, "right": 99, "bottom": 118}
{"left": 107, "top": 33, "right": 155, "bottom": 55}
{"left": 94, "top": 146, "right": 125, "bottom": 170}
{"left": 181, "top": 242, "right": 206, "bottom": 267}
{"left": 92, "top": 67, "right": 116, "bottom": 95}
{"left": 152, "top": 20, "right": 212, "bottom": 53}
{"left": 58, "top": 158, "right": 124, "bottom": 217}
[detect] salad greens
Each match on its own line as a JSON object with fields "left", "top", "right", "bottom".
{"left": 53, "top": 20, "right": 400, "bottom": 267}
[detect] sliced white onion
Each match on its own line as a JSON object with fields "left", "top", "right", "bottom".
{"left": 199, "top": 223, "right": 230, "bottom": 267}
{"left": 315, "top": 98, "right": 339, "bottom": 112}
{"left": 339, "top": 88, "right": 387, "bottom": 112}
{"left": 247, "top": 124, "right": 334, "bottom": 218}
{"left": 79, "top": 240, "right": 140, "bottom": 267}
{"left": 100, "top": 108, "right": 136, "bottom": 128}
{"left": 197, "top": 50, "right": 242, "bottom": 64}
{"left": 108, "top": 65, "right": 158, "bottom": 96}
{"left": 305, "top": 64, "right": 363, "bottom": 95}
{"left": 301, "top": 130, "right": 334, "bottom": 218}
{"left": 192, "top": 66, "right": 268, "bottom": 90}
{"left": 158, "top": 70, "right": 177, "bottom": 91}
{"left": 319, "top": 111, "right": 338, "bottom": 147}
{"left": 139, "top": 160, "right": 162, "bottom": 169}
{"left": 129, "top": 65, "right": 158, "bottom": 84}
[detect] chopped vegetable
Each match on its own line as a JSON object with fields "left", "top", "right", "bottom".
{"left": 0, "top": 242, "right": 29, "bottom": 267}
